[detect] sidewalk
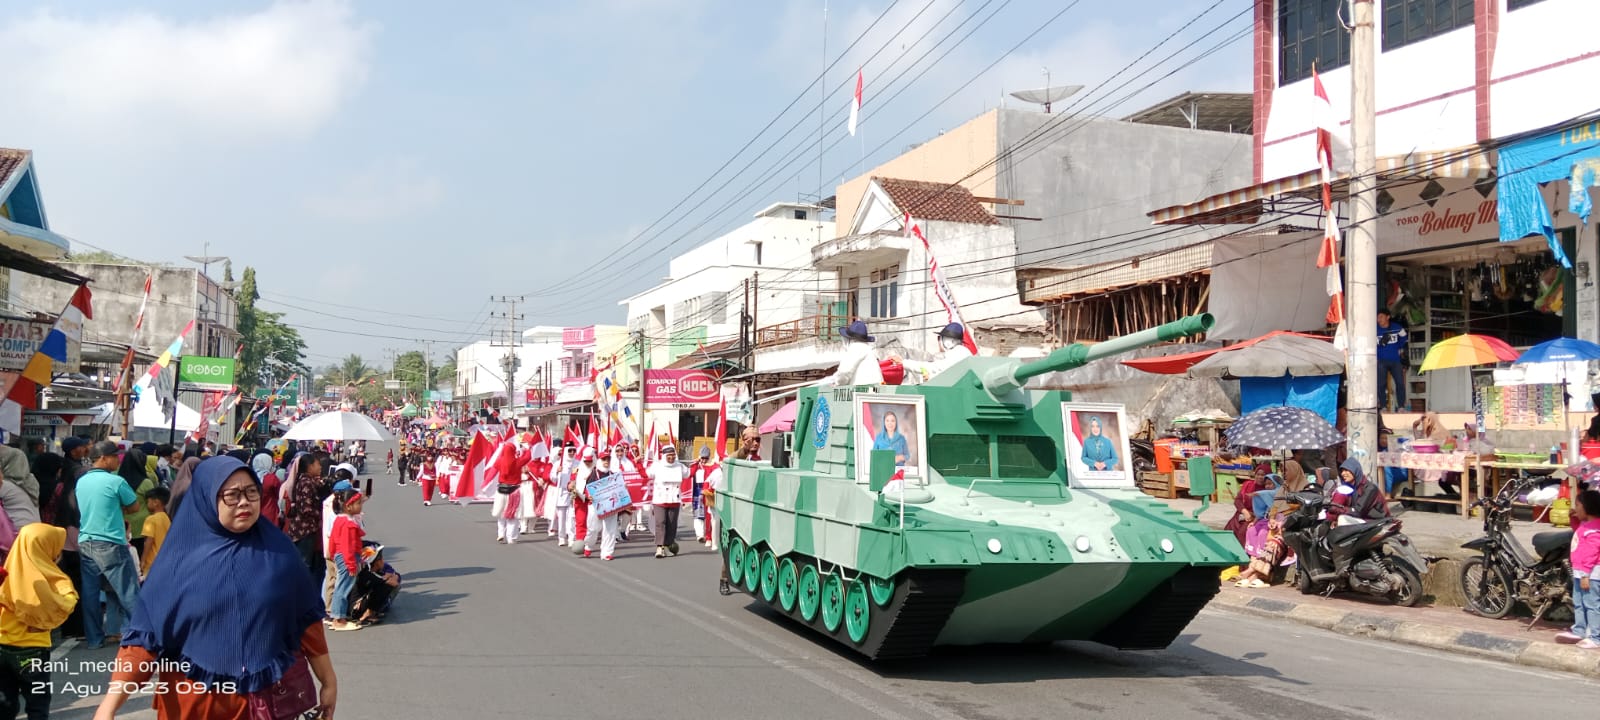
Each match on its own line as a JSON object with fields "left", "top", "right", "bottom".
{"left": 1161, "top": 496, "right": 1600, "bottom": 676}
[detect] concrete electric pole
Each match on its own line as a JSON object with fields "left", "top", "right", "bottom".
{"left": 1347, "top": 0, "right": 1380, "bottom": 472}
{"left": 490, "top": 296, "right": 525, "bottom": 412}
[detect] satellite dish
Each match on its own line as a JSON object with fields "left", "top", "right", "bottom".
{"left": 184, "top": 256, "right": 228, "bottom": 264}
{"left": 1009, "top": 84, "right": 1082, "bottom": 113}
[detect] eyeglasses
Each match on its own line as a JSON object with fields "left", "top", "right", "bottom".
{"left": 219, "top": 487, "right": 262, "bottom": 506}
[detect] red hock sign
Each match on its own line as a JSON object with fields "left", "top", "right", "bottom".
{"left": 644, "top": 369, "right": 720, "bottom": 409}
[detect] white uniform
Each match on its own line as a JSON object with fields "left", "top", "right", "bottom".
{"left": 832, "top": 340, "right": 883, "bottom": 386}
{"left": 582, "top": 467, "right": 621, "bottom": 559}
{"left": 553, "top": 463, "right": 582, "bottom": 547}
{"left": 903, "top": 345, "right": 976, "bottom": 383}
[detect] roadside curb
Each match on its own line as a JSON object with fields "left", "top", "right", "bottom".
{"left": 1210, "top": 589, "right": 1600, "bottom": 678}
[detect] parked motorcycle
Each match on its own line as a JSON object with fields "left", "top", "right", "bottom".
{"left": 1459, "top": 477, "right": 1572, "bottom": 622}
{"left": 1280, "top": 488, "right": 1427, "bottom": 606}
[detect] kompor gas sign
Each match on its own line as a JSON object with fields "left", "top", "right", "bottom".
{"left": 644, "top": 369, "right": 721, "bottom": 409}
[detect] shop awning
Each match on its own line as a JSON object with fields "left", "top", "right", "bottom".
{"left": 1123, "top": 331, "right": 1330, "bottom": 375}
{"left": 1150, "top": 146, "right": 1498, "bottom": 226}
{"left": 520, "top": 401, "right": 589, "bottom": 419}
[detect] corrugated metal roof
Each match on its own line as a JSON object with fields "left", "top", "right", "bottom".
{"left": 1020, "top": 242, "right": 1212, "bottom": 303}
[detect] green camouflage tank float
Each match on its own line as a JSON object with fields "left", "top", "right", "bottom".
{"left": 716, "top": 313, "right": 1247, "bottom": 660}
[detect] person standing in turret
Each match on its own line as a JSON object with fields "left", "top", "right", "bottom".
{"left": 831, "top": 321, "right": 883, "bottom": 387}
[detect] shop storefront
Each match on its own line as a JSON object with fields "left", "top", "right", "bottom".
{"left": 1375, "top": 172, "right": 1590, "bottom": 413}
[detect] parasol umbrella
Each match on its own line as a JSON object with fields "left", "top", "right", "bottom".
{"left": 759, "top": 400, "right": 799, "bottom": 434}
{"left": 400, "top": 403, "right": 421, "bottom": 418}
{"left": 1418, "top": 334, "right": 1519, "bottom": 372}
{"left": 1516, "top": 337, "right": 1600, "bottom": 365}
{"left": 1512, "top": 337, "right": 1600, "bottom": 463}
{"left": 282, "top": 410, "right": 394, "bottom": 441}
{"left": 1223, "top": 405, "right": 1346, "bottom": 451}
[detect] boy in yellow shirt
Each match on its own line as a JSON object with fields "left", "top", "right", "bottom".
{"left": 140, "top": 487, "right": 172, "bottom": 579}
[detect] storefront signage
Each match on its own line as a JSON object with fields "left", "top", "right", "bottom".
{"left": 178, "top": 357, "right": 236, "bottom": 392}
{"left": 0, "top": 318, "right": 50, "bottom": 371}
{"left": 643, "top": 369, "right": 720, "bottom": 409}
{"left": 1377, "top": 179, "right": 1505, "bottom": 256}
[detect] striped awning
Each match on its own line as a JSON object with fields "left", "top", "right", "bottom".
{"left": 1150, "top": 145, "right": 1498, "bottom": 226}
{"left": 1149, "top": 169, "right": 1322, "bottom": 225}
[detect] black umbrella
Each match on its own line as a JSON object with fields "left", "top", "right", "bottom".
{"left": 1222, "top": 406, "right": 1345, "bottom": 451}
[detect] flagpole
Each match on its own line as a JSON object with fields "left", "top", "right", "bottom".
{"left": 818, "top": 0, "right": 827, "bottom": 203}
{"left": 169, "top": 357, "right": 182, "bottom": 446}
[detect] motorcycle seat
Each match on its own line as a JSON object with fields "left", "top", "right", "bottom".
{"left": 1326, "top": 521, "right": 1384, "bottom": 546}
{"left": 1532, "top": 530, "right": 1573, "bottom": 563}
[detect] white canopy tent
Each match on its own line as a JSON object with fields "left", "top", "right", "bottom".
{"left": 132, "top": 391, "right": 200, "bottom": 432}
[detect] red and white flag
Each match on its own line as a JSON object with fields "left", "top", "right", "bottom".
{"left": 713, "top": 392, "right": 728, "bottom": 461}
{"left": 132, "top": 270, "right": 153, "bottom": 338}
{"left": 848, "top": 69, "right": 862, "bottom": 137}
{"left": 1313, "top": 67, "right": 1346, "bottom": 327}
{"left": 905, "top": 212, "right": 979, "bottom": 354}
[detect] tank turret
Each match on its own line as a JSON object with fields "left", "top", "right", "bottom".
{"left": 980, "top": 313, "right": 1214, "bottom": 398}
{"left": 714, "top": 314, "right": 1245, "bottom": 660}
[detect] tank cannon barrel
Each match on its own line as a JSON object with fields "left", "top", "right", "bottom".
{"left": 980, "top": 313, "right": 1214, "bottom": 398}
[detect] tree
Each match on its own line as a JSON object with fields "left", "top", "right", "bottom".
{"left": 432, "top": 358, "right": 457, "bottom": 394}
{"left": 327, "top": 355, "right": 375, "bottom": 387}
{"left": 235, "top": 267, "right": 308, "bottom": 392}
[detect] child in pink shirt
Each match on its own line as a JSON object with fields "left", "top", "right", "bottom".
{"left": 1559, "top": 490, "right": 1600, "bottom": 648}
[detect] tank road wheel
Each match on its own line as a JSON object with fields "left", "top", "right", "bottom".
{"left": 777, "top": 557, "right": 799, "bottom": 612}
{"left": 867, "top": 575, "right": 895, "bottom": 607}
{"left": 743, "top": 546, "right": 762, "bottom": 593}
{"left": 727, "top": 537, "right": 747, "bottom": 587}
{"left": 759, "top": 550, "right": 780, "bottom": 603}
{"left": 844, "top": 580, "right": 871, "bottom": 644}
{"left": 798, "top": 564, "right": 822, "bottom": 621}
{"left": 821, "top": 573, "right": 846, "bottom": 633}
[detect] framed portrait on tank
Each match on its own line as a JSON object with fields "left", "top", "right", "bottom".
{"left": 1061, "top": 403, "right": 1134, "bottom": 488}
{"left": 853, "top": 394, "right": 928, "bottom": 484}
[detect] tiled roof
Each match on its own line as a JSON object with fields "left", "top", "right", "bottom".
{"left": 0, "top": 149, "right": 27, "bottom": 194}
{"left": 875, "top": 177, "right": 999, "bottom": 226}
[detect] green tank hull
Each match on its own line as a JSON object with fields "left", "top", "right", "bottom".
{"left": 717, "top": 314, "right": 1247, "bottom": 659}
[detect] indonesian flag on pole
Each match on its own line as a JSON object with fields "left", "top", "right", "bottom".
{"left": 848, "top": 69, "right": 862, "bottom": 137}
{"left": 905, "top": 212, "right": 979, "bottom": 354}
{"left": 527, "top": 427, "right": 549, "bottom": 461}
{"left": 456, "top": 431, "right": 492, "bottom": 500}
{"left": 713, "top": 392, "right": 728, "bottom": 461}
{"left": 1313, "top": 67, "right": 1346, "bottom": 327}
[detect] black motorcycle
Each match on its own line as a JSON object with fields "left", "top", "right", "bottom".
{"left": 1459, "top": 477, "right": 1572, "bottom": 623}
{"left": 1281, "top": 489, "right": 1427, "bottom": 606}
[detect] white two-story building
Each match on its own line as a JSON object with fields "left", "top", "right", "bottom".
{"left": 1153, "top": 0, "right": 1600, "bottom": 412}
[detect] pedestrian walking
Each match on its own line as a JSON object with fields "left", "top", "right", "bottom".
{"left": 0, "top": 524, "right": 78, "bottom": 719}
{"left": 649, "top": 444, "right": 688, "bottom": 558}
{"left": 74, "top": 441, "right": 140, "bottom": 650}
{"left": 582, "top": 454, "right": 621, "bottom": 560}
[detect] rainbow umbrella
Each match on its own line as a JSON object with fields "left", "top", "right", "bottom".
{"left": 1418, "top": 334, "right": 1520, "bottom": 372}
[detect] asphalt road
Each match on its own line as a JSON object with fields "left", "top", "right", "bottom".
{"left": 55, "top": 443, "right": 1600, "bottom": 719}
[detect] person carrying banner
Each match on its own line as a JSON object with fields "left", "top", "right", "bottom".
{"left": 582, "top": 454, "right": 622, "bottom": 560}
{"left": 648, "top": 445, "right": 689, "bottom": 558}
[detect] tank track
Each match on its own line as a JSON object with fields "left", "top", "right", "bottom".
{"left": 1090, "top": 565, "right": 1222, "bottom": 649}
{"left": 725, "top": 533, "right": 966, "bottom": 660}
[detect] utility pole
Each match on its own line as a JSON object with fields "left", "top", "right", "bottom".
{"left": 419, "top": 339, "right": 434, "bottom": 405}
{"left": 1347, "top": 0, "right": 1379, "bottom": 472}
{"left": 490, "top": 295, "right": 525, "bottom": 414}
{"left": 741, "top": 278, "right": 751, "bottom": 373}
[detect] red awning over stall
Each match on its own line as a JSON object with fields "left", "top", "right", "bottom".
{"left": 1121, "top": 331, "right": 1329, "bottom": 375}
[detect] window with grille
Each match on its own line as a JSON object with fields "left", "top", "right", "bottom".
{"left": 868, "top": 264, "right": 900, "bottom": 319}
{"left": 1381, "top": 0, "right": 1474, "bottom": 51}
{"left": 844, "top": 276, "right": 861, "bottom": 320}
{"left": 1278, "top": 0, "right": 1350, "bottom": 85}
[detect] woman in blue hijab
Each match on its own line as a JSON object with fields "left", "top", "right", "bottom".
{"left": 94, "top": 456, "right": 337, "bottom": 719}
{"left": 871, "top": 410, "right": 910, "bottom": 466}
{"left": 1080, "top": 415, "right": 1119, "bottom": 472}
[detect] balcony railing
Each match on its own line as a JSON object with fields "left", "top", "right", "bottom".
{"left": 756, "top": 308, "right": 848, "bottom": 349}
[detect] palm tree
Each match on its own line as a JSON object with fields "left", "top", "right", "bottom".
{"left": 327, "top": 354, "right": 376, "bottom": 387}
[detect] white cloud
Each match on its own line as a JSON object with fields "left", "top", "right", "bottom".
{"left": 303, "top": 157, "right": 445, "bottom": 223}
{"left": 0, "top": 0, "right": 373, "bottom": 140}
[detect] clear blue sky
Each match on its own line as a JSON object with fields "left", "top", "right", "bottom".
{"left": 0, "top": 0, "right": 1250, "bottom": 367}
